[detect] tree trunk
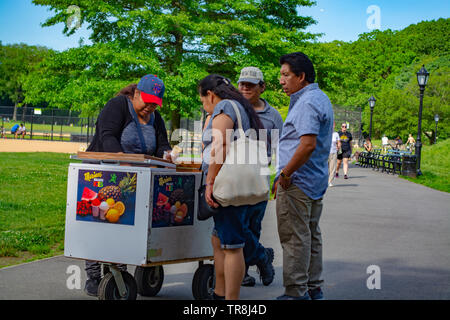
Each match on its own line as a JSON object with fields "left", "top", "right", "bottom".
{"left": 13, "top": 103, "right": 17, "bottom": 121}
{"left": 22, "top": 104, "right": 27, "bottom": 122}
{"left": 170, "top": 108, "right": 181, "bottom": 146}
{"left": 423, "top": 130, "right": 435, "bottom": 145}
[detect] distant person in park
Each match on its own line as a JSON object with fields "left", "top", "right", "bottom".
{"left": 16, "top": 124, "right": 26, "bottom": 139}
{"left": 237, "top": 66, "right": 283, "bottom": 287}
{"left": 395, "top": 136, "right": 403, "bottom": 150}
{"left": 273, "top": 52, "right": 333, "bottom": 300}
{"left": 328, "top": 122, "right": 341, "bottom": 187}
{"left": 407, "top": 134, "right": 415, "bottom": 151}
{"left": 1, "top": 126, "right": 5, "bottom": 139}
{"left": 336, "top": 123, "right": 352, "bottom": 179}
{"left": 199, "top": 74, "right": 271, "bottom": 300}
{"left": 382, "top": 134, "right": 389, "bottom": 153}
{"left": 10, "top": 123, "right": 19, "bottom": 138}
{"left": 364, "top": 137, "right": 373, "bottom": 152}
{"left": 83, "top": 74, "right": 172, "bottom": 297}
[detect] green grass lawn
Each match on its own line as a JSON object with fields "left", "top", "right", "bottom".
{"left": 400, "top": 139, "right": 450, "bottom": 193}
{"left": 0, "top": 153, "right": 79, "bottom": 267}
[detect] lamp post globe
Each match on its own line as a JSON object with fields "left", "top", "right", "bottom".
{"left": 415, "top": 65, "right": 429, "bottom": 176}
{"left": 368, "top": 96, "right": 376, "bottom": 140}
{"left": 434, "top": 114, "right": 439, "bottom": 144}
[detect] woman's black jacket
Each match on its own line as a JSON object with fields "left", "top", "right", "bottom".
{"left": 86, "top": 95, "right": 171, "bottom": 157}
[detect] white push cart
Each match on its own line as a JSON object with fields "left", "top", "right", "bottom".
{"left": 64, "top": 152, "right": 214, "bottom": 300}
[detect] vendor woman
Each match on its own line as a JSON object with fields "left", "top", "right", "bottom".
{"left": 87, "top": 74, "right": 172, "bottom": 157}
{"left": 84, "top": 74, "right": 172, "bottom": 296}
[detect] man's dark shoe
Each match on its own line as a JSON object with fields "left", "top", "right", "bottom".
{"left": 84, "top": 277, "right": 101, "bottom": 297}
{"left": 335, "top": 172, "right": 339, "bottom": 178}
{"left": 242, "top": 272, "right": 256, "bottom": 287}
{"left": 257, "top": 248, "right": 275, "bottom": 286}
{"left": 344, "top": 174, "right": 348, "bottom": 179}
{"left": 308, "top": 287, "right": 324, "bottom": 300}
{"left": 276, "top": 292, "right": 310, "bottom": 300}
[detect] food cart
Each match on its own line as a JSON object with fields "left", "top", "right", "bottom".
{"left": 64, "top": 152, "right": 214, "bottom": 300}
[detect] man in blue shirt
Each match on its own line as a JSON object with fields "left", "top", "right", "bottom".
{"left": 11, "top": 124, "right": 19, "bottom": 137}
{"left": 273, "top": 52, "right": 333, "bottom": 300}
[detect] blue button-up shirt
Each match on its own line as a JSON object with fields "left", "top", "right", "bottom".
{"left": 276, "top": 83, "right": 333, "bottom": 200}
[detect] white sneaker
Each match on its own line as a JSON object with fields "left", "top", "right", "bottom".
{"left": 328, "top": 183, "right": 333, "bottom": 187}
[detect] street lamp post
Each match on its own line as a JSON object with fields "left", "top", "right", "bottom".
{"left": 434, "top": 114, "right": 439, "bottom": 144}
{"left": 415, "top": 65, "right": 429, "bottom": 176}
{"left": 368, "top": 96, "right": 376, "bottom": 140}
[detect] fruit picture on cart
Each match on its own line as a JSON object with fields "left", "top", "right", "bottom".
{"left": 76, "top": 170, "right": 137, "bottom": 226}
{"left": 152, "top": 174, "right": 195, "bottom": 228}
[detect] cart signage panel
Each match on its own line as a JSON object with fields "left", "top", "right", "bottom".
{"left": 151, "top": 174, "right": 195, "bottom": 228}
{"left": 76, "top": 169, "right": 137, "bottom": 226}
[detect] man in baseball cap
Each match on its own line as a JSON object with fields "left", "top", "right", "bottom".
{"left": 237, "top": 66, "right": 284, "bottom": 288}
{"left": 137, "top": 74, "right": 165, "bottom": 106}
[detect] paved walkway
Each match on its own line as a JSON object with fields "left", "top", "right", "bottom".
{"left": 1, "top": 165, "right": 449, "bottom": 300}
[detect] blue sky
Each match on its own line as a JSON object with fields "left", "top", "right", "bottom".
{"left": 0, "top": 0, "right": 448, "bottom": 51}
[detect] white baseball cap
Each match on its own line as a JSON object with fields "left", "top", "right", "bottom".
{"left": 237, "top": 66, "right": 264, "bottom": 84}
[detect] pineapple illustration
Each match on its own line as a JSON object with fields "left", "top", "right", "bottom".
{"left": 169, "top": 189, "right": 185, "bottom": 205}
{"left": 98, "top": 173, "right": 137, "bottom": 202}
{"left": 98, "top": 185, "right": 122, "bottom": 202}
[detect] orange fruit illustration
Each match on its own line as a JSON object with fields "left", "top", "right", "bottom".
{"left": 106, "top": 198, "right": 115, "bottom": 207}
{"left": 106, "top": 208, "right": 120, "bottom": 223}
{"left": 113, "top": 201, "right": 126, "bottom": 216}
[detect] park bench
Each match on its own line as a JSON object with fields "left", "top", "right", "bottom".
{"left": 359, "top": 148, "right": 412, "bottom": 175}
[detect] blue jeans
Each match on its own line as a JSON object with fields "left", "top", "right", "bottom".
{"left": 243, "top": 201, "right": 268, "bottom": 266}
{"left": 213, "top": 204, "right": 248, "bottom": 249}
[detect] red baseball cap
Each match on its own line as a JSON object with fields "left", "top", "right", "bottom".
{"left": 137, "top": 74, "right": 165, "bottom": 106}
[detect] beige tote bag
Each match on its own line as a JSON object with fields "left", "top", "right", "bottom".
{"left": 212, "top": 100, "right": 270, "bottom": 207}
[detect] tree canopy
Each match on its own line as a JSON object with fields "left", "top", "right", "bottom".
{"left": 31, "top": 0, "right": 318, "bottom": 128}
{"left": 1, "top": 5, "right": 448, "bottom": 144}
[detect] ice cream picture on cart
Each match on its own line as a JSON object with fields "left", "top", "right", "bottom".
{"left": 151, "top": 174, "right": 195, "bottom": 228}
{"left": 76, "top": 170, "right": 138, "bottom": 225}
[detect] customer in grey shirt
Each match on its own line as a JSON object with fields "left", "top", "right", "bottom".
{"left": 237, "top": 66, "right": 283, "bottom": 287}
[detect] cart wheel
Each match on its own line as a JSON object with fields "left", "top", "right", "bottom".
{"left": 134, "top": 266, "right": 164, "bottom": 297}
{"left": 192, "top": 264, "right": 214, "bottom": 300}
{"left": 98, "top": 271, "right": 137, "bottom": 300}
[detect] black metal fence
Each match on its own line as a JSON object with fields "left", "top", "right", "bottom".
{"left": 0, "top": 106, "right": 95, "bottom": 143}
{"left": 1, "top": 105, "right": 363, "bottom": 150}
{"left": 333, "top": 105, "right": 363, "bottom": 147}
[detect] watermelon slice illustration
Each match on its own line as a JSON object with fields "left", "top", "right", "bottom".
{"left": 156, "top": 192, "right": 169, "bottom": 207}
{"left": 81, "top": 187, "right": 98, "bottom": 201}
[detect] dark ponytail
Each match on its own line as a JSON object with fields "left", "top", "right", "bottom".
{"left": 198, "top": 74, "right": 264, "bottom": 134}
{"left": 116, "top": 83, "right": 138, "bottom": 99}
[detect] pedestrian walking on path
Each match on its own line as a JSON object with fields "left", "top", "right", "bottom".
{"left": 273, "top": 52, "right": 333, "bottom": 300}
{"left": 328, "top": 122, "right": 340, "bottom": 187}
{"left": 336, "top": 123, "right": 352, "bottom": 179}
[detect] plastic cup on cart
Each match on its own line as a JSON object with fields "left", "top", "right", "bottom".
{"left": 92, "top": 206, "right": 99, "bottom": 218}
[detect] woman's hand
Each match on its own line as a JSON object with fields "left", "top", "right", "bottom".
{"left": 163, "top": 150, "right": 173, "bottom": 162}
{"left": 205, "top": 183, "right": 219, "bottom": 208}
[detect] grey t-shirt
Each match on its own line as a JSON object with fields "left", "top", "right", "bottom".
{"left": 120, "top": 120, "right": 157, "bottom": 155}
{"left": 121, "top": 99, "right": 157, "bottom": 155}
{"left": 256, "top": 99, "right": 284, "bottom": 160}
{"left": 201, "top": 99, "right": 251, "bottom": 177}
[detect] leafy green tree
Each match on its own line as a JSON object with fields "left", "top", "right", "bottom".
{"left": 0, "top": 43, "right": 50, "bottom": 119}
{"left": 23, "top": 42, "right": 162, "bottom": 116}
{"left": 32, "top": 0, "right": 318, "bottom": 129}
